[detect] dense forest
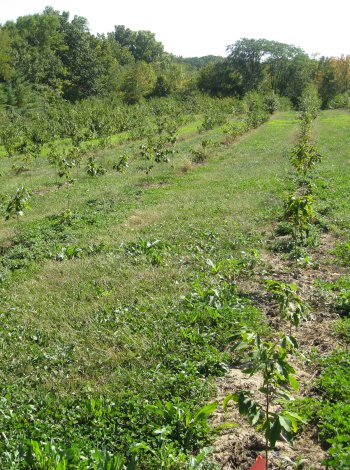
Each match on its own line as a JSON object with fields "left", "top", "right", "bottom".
{"left": 0, "top": 6, "right": 349, "bottom": 108}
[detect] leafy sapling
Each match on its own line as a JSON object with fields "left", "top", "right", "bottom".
{"left": 86, "top": 156, "right": 107, "bottom": 206}
{"left": 225, "top": 329, "right": 303, "bottom": 469}
{"left": 190, "top": 139, "right": 214, "bottom": 164}
{"left": 290, "top": 141, "right": 322, "bottom": 175}
{"left": 284, "top": 193, "right": 315, "bottom": 251}
{"left": 86, "top": 156, "right": 106, "bottom": 177}
{"left": 223, "top": 120, "right": 247, "bottom": 144}
{"left": 207, "top": 250, "right": 262, "bottom": 282}
{"left": 140, "top": 120, "right": 178, "bottom": 168}
{"left": 265, "top": 280, "right": 310, "bottom": 333}
{"left": 5, "top": 186, "right": 32, "bottom": 224}
{"left": 298, "top": 112, "right": 313, "bottom": 140}
{"left": 113, "top": 154, "right": 129, "bottom": 173}
{"left": 140, "top": 136, "right": 176, "bottom": 165}
{"left": 56, "top": 155, "right": 76, "bottom": 210}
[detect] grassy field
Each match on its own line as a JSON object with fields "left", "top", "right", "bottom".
{"left": 0, "top": 110, "right": 349, "bottom": 468}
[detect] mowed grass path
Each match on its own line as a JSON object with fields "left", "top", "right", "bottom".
{"left": 313, "top": 110, "right": 350, "bottom": 234}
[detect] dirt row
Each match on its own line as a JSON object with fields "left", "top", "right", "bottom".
{"left": 212, "top": 232, "right": 345, "bottom": 469}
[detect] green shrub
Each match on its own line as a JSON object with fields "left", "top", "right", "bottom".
{"left": 334, "top": 241, "right": 350, "bottom": 268}
{"left": 324, "top": 435, "right": 350, "bottom": 468}
{"left": 317, "top": 402, "right": 350, "bottom": 446}
{"left": 328, "top": 92, "right": 350, "bottom": 110}
{"left": 334, "top": 318, "right": 350, "bottom": 342}
{"left": 317, "top": 350, "right": 350, "bottom": 402}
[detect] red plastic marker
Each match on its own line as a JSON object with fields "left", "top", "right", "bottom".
{"left": 250, "top": 455, "right": 267, "bottom": 470}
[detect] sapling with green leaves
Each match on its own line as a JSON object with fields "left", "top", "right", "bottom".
{"left": 5, "top": 186, "right": 32, "bottom": 224}
{"left": 21, "top": 131, "right": 45, "bottom": 162}
{"left": 290, "top": 140, "right": 322, "bottom": 175}
{"left": 140, "top": 119, "right": 178, "bottom": 169}
{"left": 71, "top": 145, "right": 85, "bottom": 179}
{"left": 224, "top": 329, "right": 303, "bottom": 469}
{"left": 0, "top": 115, "right": 24, "bottom": 157}
{"left": 139, "top": 162, "right": 155, "bottom": 185}
{"left": 155, "top": 116, "right": 178, "bottom": 143}
{"left": 4, "top": 186, "right": 32, "bottom": 239}
{"left": 265, "top": 280, "right": 310, "bottom": 333}
{"left": 54, "top": 154, "right": 76, "bottom": 210}
{"left": 190, "top": 139, "right": 214, "bottom": 164}
{"left": 140, "top": 135, "right": 177, "bottom": 165}
{"left": 207, "top": 249, "right": 262, "bottom": 282}
{"left": 284, "top": 193, "right": 315, "bottom": 250}
{"left": 113, "top": 154, "right": 129, "bottom": 173}
{"left": 86, "top": 156, "right": 107, "bottom": 206}
{"left": 199, "top": 109, "right": 227, "bottom": 132}
{"left": 86, "top": 156, "right": 106, "bottom": 177}
{"left": 48, "top": 144, "right": 64, "bottom": 187}
{"left": 50, "top": 145, "right": 84, "bottom": 181}
{"left": 298, "top": 112, "right": 313, "bottom": 140}
{"left": 298, "top": 84, "right": 321, "bottom": 121}
{"left": 223, "top": 120, "right": 247, "bottom": 144}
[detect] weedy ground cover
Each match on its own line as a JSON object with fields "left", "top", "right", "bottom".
{"left": 0, "top": 109, "right": 349, "bottom": 467}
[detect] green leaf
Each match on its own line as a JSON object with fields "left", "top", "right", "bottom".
{"left": 213, "top": 422, "right": 238, "bottom": 432}
{"left": 281, "top": 334, "right": 299, "bottom": 350}
{"left": 251, "top": 410, "right": 261, "bottom": 426}
{"left": 268, "top": 417, "right": 282, "bottom": 448}
{"left": 283, "top": 411, "right": 306, "bottom": 431}
{"left": 145, "top": 404, "right": 164, "bottom": 416}
{"left": 276, "top": 361, "right": 284, "bottom": 377}
{"left": 223, "top": 394, "right": 238, "bottom": 411}
{"left": 237, "top": 392, "right": 259, "bottom": 417}
{"left": 194, "top": 402, "right": 218, "bottom": 422}
{"left": 130, "top": 442, "right": 152, "bottom": 454}
{"left": 277, "top": 389, "right": 293, "bottom": 400}
{"left": 279, "top": 415, "right": 292, "bottom": 432}
{"left": 206, "top": 258, "right": 215, "bottom": 268}
{"left": 288, "top": 374, "right": 299, "bottom": 392}
{"left": 234, "top": 342, "right": 249, "bottom": 352}
{"left": 154, "top": 426, "right": 170, "bottom": 435}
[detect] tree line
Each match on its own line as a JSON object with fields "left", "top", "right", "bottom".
{"left": 197, "top": 38, "right": 350, "bottom": 108}
{"left": 0, "top": 7, "right": 349, "bottom": 109}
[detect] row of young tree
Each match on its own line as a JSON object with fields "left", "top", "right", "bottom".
{"left": 225, "top": 85, "right": 325, "bottom": 470}
{"left": 0, "top": 7, "right": 349, "bottom": 109}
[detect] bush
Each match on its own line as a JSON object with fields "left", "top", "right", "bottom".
{"left": 334, "top": 241, "right": 350, "bottom": 267}
{"left": 263, "top": 93, "right": 280, "bottom": 113}
{"left": 317, "top": 350, "right": 350, "bottom": 402}
{"left": 317, "top": 402, "right": 350, "bottom": 446}
{"left": 324, "top": 436, "right": 350, "bottom": 468}
{"left": 334, "top": 318, "right": 350, "bottom": 342}
{"left": 328, "top": 92, "right": 350, "bottom": 110}
{"left": 276, "top": 96, "right": 292, "bottom": 111}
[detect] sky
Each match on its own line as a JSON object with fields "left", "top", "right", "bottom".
{"left": 1, "top": 0, "right": 349, "bottom": 58}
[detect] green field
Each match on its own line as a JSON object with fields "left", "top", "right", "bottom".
{"left": 0, "top": 109, "right": 350, "bottom": 468}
